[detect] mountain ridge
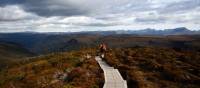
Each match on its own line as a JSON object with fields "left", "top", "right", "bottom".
{"left": 114, "top": 27, "right": 200, "bottom": 35}
{"left": 0, "top": 27, "right": 199, "bottom": 35}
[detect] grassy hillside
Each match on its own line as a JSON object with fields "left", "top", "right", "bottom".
{"left": 104, "top": 47, "right": 200, "bottom": 88}
{"left": 100, "top": 35, "right": 200, "bottom": 51}
{"left": 0, "top": 48, "right": 104, "bottom": 88}
{"left": 0, "top": 42, "right": 34, "bottom": 69}
{"left": 0, "top": 34, "right": 199, "bottom": 88}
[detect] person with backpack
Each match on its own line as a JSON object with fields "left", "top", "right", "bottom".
{"left": 99, "top": 43, "right": 107, "bottom": 58}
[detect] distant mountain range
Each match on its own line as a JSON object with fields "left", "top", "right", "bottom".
{"left": 1, "top": 27, "right": 199, "bottom": 35}
{"left": 115, "top": 27, "right": 200, "bottom": 35}
{"left": 84, "top": 27, "right": 200, "bottom": 35}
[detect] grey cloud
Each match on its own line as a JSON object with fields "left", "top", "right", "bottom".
{"left": 0, "top": 5, "right": 39, "bottom": 21}
{"left": 1, "top": 0, "right": 199, "bottom": 17}
{"left": 159, "top": 0, "right": 200, "bottom": 14}
{"left": 0, "top": 0, "right": 200, "bottom": 32}
{"left": 135, "top": 17, "right": 166, "bottom": 24}
{"left": 0, "top": 0, "right": 24, "bottom": 6}
{"left": 78, "top": 22, "right": 121, "bottom": 27}
{"left": 0, "top": 0, "right": 152, "bottom": 17}
{"left": 0, "top": 0, "right": 90, "bottom": 17}
{"left": 40, "top": 17, "right": 121, "bottom": 27}
{"left": 21, "top": 0, "right": 90, "bottom": 17}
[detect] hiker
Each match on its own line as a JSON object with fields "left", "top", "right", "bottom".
{"left": 99, "top": 43, "right": 107, "bottom": 58}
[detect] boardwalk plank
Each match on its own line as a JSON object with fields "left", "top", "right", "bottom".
{"left": 95, "top": 56, "right": 127, "bottom": 88}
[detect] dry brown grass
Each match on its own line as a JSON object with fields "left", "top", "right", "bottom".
{"left": 0, "top": 48, "right": 104, "bottom": 88}
{"left": 104, "top": 47, "right": 200, "bottom": 88}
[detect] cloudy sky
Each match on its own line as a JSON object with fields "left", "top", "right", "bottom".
{"left": 0, "top": 0, "right": 199, "bottom": 32}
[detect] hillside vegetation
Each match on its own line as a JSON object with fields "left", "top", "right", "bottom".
{"left": 0, "top": 42, "right": 33, "bottom": 70}
{"left": 0, "top": 34, "right": 199, "bottom": 88}
{"left": 0, "top": 48, "right": 104, "bottom": 88}
{"left": 104, "top": 47, "right": 200, "bottom": 88}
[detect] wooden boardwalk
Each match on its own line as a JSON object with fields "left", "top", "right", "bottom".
{"left": 95, "top": 56, "right": 127, "bottom": 88}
